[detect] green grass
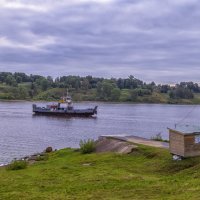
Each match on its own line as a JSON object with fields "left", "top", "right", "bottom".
{"left": 1, "top": 146, "right": 200, "bottom": 199}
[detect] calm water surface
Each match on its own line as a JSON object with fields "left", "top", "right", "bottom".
{"left": 0, "top": 101, "right": 199, "bottom": 164}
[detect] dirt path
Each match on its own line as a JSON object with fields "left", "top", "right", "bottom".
{"left": 101, "top": 135, "right": 169, "bottom": 149}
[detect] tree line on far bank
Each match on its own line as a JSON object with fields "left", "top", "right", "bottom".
{"left": 0, "top": 72, "right": 198, "bottom": 102}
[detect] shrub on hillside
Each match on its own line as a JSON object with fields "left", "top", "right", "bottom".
{"left": 35, "top": 154, "right": 49, "bottom": 161}
{"left": 79, "top": 139, "right": 96, "bottom": 154}
{"left": 6, "top": 160, "right": 28, "bottom": 170}
{"left": 151, "top": 133, "right": 169, "bottom": 142}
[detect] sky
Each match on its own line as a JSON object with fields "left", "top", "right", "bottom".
{"left": 0, "top": 0, "right": 200, "bottom": 83}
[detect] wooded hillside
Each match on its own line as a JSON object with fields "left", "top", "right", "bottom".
{"left": 0, "top": 72, "right": 199, "bottom": 103}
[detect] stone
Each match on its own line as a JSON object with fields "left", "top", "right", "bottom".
{"left": 82, "top": 163, "right": 92, "bottom": 166}
{"left": 45, "top": 146, "right": 53, "bottom": 153}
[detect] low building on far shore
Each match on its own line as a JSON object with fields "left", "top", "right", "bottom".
{"left": 168, "top": 125, "right": 200, "bottom": 158}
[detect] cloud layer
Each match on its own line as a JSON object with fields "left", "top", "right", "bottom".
{"left": 0, "top": 0, "right": 200, "bottom": 83}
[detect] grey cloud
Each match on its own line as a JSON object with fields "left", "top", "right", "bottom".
{"left": 1, "top": 0, "right": 200, "bottom": 83}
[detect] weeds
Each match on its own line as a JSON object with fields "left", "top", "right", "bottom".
{"left": 6, "top": 160, "right": 27, "bottom": 170}
{"left": 79, "top": 139, "right": 96, "bottom": 154}
{"left": 151, "top": 133, "right": 169, "bottom": 142}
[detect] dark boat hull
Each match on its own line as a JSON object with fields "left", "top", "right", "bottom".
{"left": 33, "top": 111, "right": 95, "bottom": 117}
{"left": 32, "top": 104, "right": 97, "bottom": 117}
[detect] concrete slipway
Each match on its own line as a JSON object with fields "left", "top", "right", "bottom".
{"left": 95, "top": 135, "right": 169, "bottom": 154}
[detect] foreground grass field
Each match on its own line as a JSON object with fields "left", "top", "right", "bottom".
{"left": 1, "top": 146, "right": 200, "bottom": 199}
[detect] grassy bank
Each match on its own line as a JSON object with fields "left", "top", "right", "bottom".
{"left": 1, "top": 146, "right": 200, "bottom": 199}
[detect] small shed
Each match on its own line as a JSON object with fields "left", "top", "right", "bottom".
{"left": 168, "top": 125, "right": 200, "bottom": 158}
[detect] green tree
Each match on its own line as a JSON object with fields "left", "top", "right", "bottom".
{"left": 18, "top": 86, "right": 28, "bottom": 99}
{"left": 81, "top": 79, "right": 89, "bottom": 91}
{"left": 102, "top": 81, "right": 115, "bottom": 100}
{"left": 111, "top": 88, "right": 121, "bottom": 101}
{"left": 130, "top": 90, "right": 138, "bottom": 101}
{"left": 41, "top": 79, "right": 49, "bottom": 91}
{"left": 16, "top": 76, "right": 22, "bottom": 83}
{"left": 5, "top": 75, "right": 17, "bottom": 87}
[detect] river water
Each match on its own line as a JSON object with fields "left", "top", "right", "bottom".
{"left": 0, "top": 101, "right": 199, "bottom": 165}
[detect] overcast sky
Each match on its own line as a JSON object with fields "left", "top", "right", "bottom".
{"left": 0, "top": 0, "right": 200, "bottom": 83}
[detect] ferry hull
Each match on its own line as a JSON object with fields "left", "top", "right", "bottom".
{"left": 32, "top": 104, "right": 97, "bottom": 117}
{"left": 33, "top": 111, "right": 96, "bottom": 117}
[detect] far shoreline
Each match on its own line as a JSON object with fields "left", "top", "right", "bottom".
{"left": 0, "top": 98, "right": 200, "bottom": 106}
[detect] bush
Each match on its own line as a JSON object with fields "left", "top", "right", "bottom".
{"left": 79, "top": 139, "right": 96, "bottom": 154}
{"left": 35, "top": 154, "right": 49, "bottom": 161}
{"left": 151, "top": 133, "right": 169, "bottom": 142}
{"left": 7, "top": 160, "right": 28, "bottom": 170}
{"left": 151, "top": 133, "right": 163, "bottom": 141}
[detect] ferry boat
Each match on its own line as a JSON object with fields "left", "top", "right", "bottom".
{"left": 32, "top": 94, "right": 98, "bottom": 117}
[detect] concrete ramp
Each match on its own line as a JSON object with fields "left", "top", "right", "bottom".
{"left": 95, "top": 136, "right": 137, "bottom": 154}
{"left": 100, "top": 135, "right": 169, "bottom": 149}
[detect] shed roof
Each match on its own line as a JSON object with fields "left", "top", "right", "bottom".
{"left": 168, "top": 125, "right": 200, "bottom": 135}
